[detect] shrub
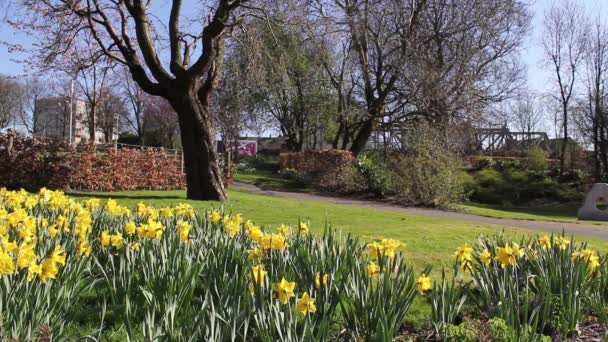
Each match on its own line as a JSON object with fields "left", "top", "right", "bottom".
{"left": 238, "top": 155, "right": 279, "bottom": 173}
{"left": 473, "top": 156, "right": 496, "bottom": 170}
{"left": 524, "top": 147, "right": 549, "bottom": 172}
{"left": 353, "top": 153, "right": 395, "bottom": 197}
{"left": 445, "top": 322, "right": 477, "bottom": 342}
{"left": 467, "top": 168, "right": 582, "bottom": 205}
{"left": 391, "top": 125, "right": 464, "bottom": 206}
{"left": 0, "top": 134, "right": 185, "bottom": 192}
{"left": 279, "top": 150, "right": 355, "bottom": 192}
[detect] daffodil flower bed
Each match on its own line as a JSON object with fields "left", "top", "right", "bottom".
{"left": 0, "top": 188, "right": 606, "bottom": 341}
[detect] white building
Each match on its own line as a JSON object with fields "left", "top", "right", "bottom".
{"left": 33, "top": 97, "right": 106, "bottom": 144}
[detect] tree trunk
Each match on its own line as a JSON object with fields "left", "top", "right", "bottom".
{"left": 559, "top": 106, "right": 568, "bottom": 175}
{"left": 349, "top": 119, "right": 374, "bottom": 156}
{"left": 170, "top": 90, "right": 227, "bottom": 201}
{"left": 90, "top": 105, "right": 97, "bottom": 144}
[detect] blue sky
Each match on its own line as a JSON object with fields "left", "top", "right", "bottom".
{"left": 0, "top": 1, "right": 604, "bottom": 100}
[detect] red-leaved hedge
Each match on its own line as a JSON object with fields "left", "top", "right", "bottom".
{"left": 0, "top": 135, "right": 185, "bottom": 192}
{"left": 279, "top": 149, "right": 354, "bottom": 190}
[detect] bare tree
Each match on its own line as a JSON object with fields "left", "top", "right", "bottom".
{"left": 510, "top": 93, "right": 544, "bottom": 135}
{"left": 0, "top": 74, "right": 24, "bottom": 129}
{"left": 17, "top": 77, "right": 49, "bottom": 135}
{"left": 97, "top": 88, "right": 129, "bottom": 143}
{"left": 310, "top": 0, "right": 529, "bottom": 155}
{"left": 577, "top": 16, "right": 608, "bottom": 180}
{"left": 142, "top": 94, "right": 180, "bottom": 148}
{"left": 119, "top": 67, "right": 145, "bottom": 141}
{"left": 542, "top": 0, "right": 588, "bottom": 175}
{"left": 313, "top": 0, "right": 428, "bottom": 155}
{"left": 12, "top": 0, "right": 253, "bottom": 200}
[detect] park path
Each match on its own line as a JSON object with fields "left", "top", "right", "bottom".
{"left": 231, "top": 182, "right": 608, "bottom": 240}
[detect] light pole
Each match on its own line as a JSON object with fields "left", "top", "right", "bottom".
{"left": 68, "top": 79, "right": 74, "bottom": 145}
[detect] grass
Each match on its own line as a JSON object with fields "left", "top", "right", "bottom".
{"left": 69, "top": 189, "right": 608, "bottom": 271}
{"left": 235, "top": 169, "right": 310, "bottom": 192}
{"left": 235, "top": 170, "right": 310, "bottom": 192}
{"left": 459, "top": 202, "right": 608, "bottom": 226}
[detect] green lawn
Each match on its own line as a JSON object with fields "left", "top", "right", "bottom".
{"left": 234, "top": 169, "right": 310, "bottom": 191}
{"left": 459, "top": 202, "right": 608, "bottom": 226}
{"left": 69, "top": 189, "right": 608, "bottom": 271}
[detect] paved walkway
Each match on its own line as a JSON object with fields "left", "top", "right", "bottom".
{"left": 232, "top": 182, "right": 608, "bottom": 240}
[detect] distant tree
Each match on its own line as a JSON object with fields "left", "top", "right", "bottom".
{"left": 542, "top": 0, "right": 589, "bottom": 175}
{"left": 510, "top": 93, "right": 544, "bottom": 136}
{"left": 576, "top": 17, "right": 608, "bottom": 180}
{"left": 119, "top": 68, "right": 145, "bottom": 142}
{"left": 233, "top": 18, "right": 333, "bottom": 151}
{"left": 98, "top": 89, "right": 129, "bottom": 143}
{"left": 142, "top": 94, "right": 180, "bottom": 149}
{"left": 0, "top": 74, "right": 23, "bottom": 129}
{"left": 310, "top": 0, "right": 530, "bottom": 155}
{"left": 17, "top": 77, "right": 48, "bottom": 135}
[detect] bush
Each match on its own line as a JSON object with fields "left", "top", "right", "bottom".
{"left": 343, "top": 152, "right": 396, "bottom": 197}
{"left": 391, "top": 125, "right": 464, "bottom": 206}
{"left": 467, "top": 167, "right": 582, "bottom": 205}
{"left": 0, "top": 134, "right": 185, "bottom": 192}
{"left": 237, "top": 155, "right": 279, "bottom": 173}
{"left": 279, "top": 150, "right": 355, "bottom": 192}
{"left": 524, "top": 147, "right": 549, "bottom": 172}
{"left": 445, "top": 322, "right": 477, "bottom": 342}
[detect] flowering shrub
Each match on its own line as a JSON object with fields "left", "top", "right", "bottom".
{"left": 0, "top": 135, "right": 184, "bottom": 191}
{"left": 0, "top": 188, "right": 607, "bottom": 340}
{"left": 279, "top": 149, "right": 354, "bottom": 190}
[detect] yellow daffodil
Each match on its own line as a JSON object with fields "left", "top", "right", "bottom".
{"left": 479, "top": 249, "right": 492, "bottom": 266}
{"left": 27, "top": 262, "right": 42, "bottom": 281}
{"left": 128, "top": 242, "right": 141, "bottom": 252}
{"left": 454, "top": 243, "right": 474, "bottom": 262}
{"left": 276, "top": 224, "right": 290, "bottom": 236}
{"left": 557, "top": 237, "right": 571, "bottom": 250}
{"left": 0, "top": 250, "right": 14, "bottom": 275}
{"left": 248, "top": 247, "right": 263, "bottom": 264}
{"left": 110, "top": 233, "right": 124, "bottom": 248}
{"left": 296, "top": 292, "right": 317, "bottom": 315}
{"left": 416, "top": 274, "right": 432, "bottom": 294}
{"left": 250, "top": 265, "right": 267, "bottom": 287}
{"left": 50, "top": 245, "right": 66, "bottom": 266}
{"left": 160, "top": 207, "right": 174, "bottom": 218}
{"left": 367, "top": 262, "right": 380, "bottom": 277}
{"left": 298, "top": 222, "right": 309, "bottom": 236}
{"left": 17, "top": 242, "right": 37, "bottom": 269}
{"left": 539, "top": 235, "right": 551, "bottom": 250}
{"left": 124, "top": 221, "right": 136, "bottom": 235}
{"left": 246, "top": 226, "right": 264, "bottom": 242}
{"left": 495, "top": 243, "right": 522, "bottom": 268}
{"left": 177, "top": 221, "right": 192, "bottom": 241}
{"left": 314, "top": 272, "right": 329, "bottom": 289}
{"left": 208, "top": 209, "right": 221, "bottom": 224}
{"left": 272, "top": 277, "right": 296, "bottom": 304}
{"left": 100, "top": 230, "right": 111, "bottom": 247}
{"left": 224, "top": 221, "right": 240, "bottom": 238}
{"left": 0, "top": 236, "right": 17, "bottom": 253}
{"left": 588, "top": 255, "right": 601, "bottom": 271}
{"left": 39, "top": 258, "right": 58, "bottom": 282}
{"left": 572, "top": 249, "right": 601, "bottom": 271}
{"left": 77, "top": 240, "right": 91, "bottom": 257}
